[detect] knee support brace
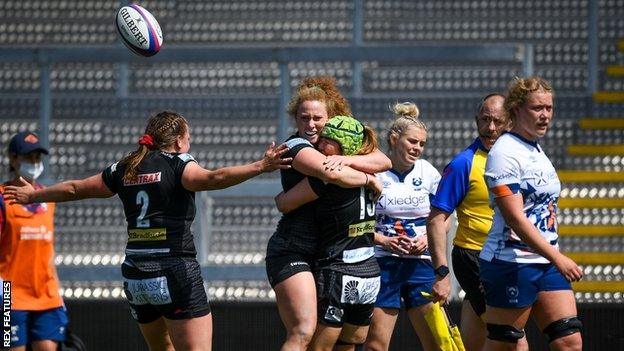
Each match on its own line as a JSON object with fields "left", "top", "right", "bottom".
{"left": 543, "top": 317, "right": 582, "bottom": 342}
{"left": 487, "top": 323, "right": 525, "bottom": 343}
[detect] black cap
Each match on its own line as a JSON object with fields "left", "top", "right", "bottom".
{"left": 8, "top": 131, "right": 49, "bottom": 155}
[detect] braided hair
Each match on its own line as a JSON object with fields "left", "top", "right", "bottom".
{"left": 120, "top": 111, "right": 189, "bottom": 182}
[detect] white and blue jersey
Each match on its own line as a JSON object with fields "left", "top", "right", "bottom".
{"left": 375, "top": 159, "right": 441, "bottom": 260}
{"left": 480, "top": 132, "right": 561, "bottom": 264}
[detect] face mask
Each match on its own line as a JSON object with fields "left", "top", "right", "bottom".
{"left": 18, "top": 161, "right": 44, "bottom": 181}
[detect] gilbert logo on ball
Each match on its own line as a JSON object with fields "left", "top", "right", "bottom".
{"left": 116, "top": 4, "right": 163, "bottom": 57}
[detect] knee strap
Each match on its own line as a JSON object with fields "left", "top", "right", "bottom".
{"left": 543, "top": 317, "right": 582, "bottom": 342}
{"left": 487, "top": 323, "right": 525, "bottom": 343}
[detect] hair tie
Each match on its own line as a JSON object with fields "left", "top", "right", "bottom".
{"left": 138, "top": 134, "right": 154, "bottom": 149}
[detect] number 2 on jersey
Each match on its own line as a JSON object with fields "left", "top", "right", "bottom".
{"left": 136, "top": 190, "right": 150, "bottom": 228}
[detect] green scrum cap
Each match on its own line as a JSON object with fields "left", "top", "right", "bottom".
{"left": 321, "top": 115, "right": 364, "bottom": 156}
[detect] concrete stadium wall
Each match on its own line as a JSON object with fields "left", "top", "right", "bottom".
{"left": 64, "top": 300, "right": 624, "bottom": 350}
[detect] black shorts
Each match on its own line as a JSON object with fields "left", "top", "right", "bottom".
{"left": 265, "top": 234, "right": 314, "bottom": 288}
{"left": 315, "top": 268, "right": 380, "bottom": 327}
{"left": 121, "top": 257, "right": 211, "bottom": 324}
{"left": 452, "top": 246, "right": 486, "bottom": 317}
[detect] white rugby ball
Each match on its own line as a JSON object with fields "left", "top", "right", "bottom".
{"left": 115, "top": 4, "right": 163, "bottom": 57}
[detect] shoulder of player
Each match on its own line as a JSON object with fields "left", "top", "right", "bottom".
{"left": 285, "top": 137, "right": 313, "bottom": 149}
{"left": 280, "top": 137, "right": 313, "bottom": 160}
{"left": 414, "top": 158, "right": 439, "bottom": 175}
{"left": 443, "top": 148, "right": 476, "bottom": 176}
{"left": 175, "top": 152, "right": 195, "bottom": 163}
{"left": 376, "top": 169, "right": 396, "bottom": 181}
{"left": 285, "top": 135, "right": 311, "bottom": 146}
{"left": 496, "top": 132, "right": 524, "bottom": 147}
{"left": 151, "top": 151, "right": 197, "bottom": 165}
{"left": 488, "top": 134, "right": 516, "bottom": 156}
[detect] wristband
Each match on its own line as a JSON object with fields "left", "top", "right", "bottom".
{"left": 434, "top": 265, "right": 450, "bottom": 278}
{"left": 364, "top": 173, "right": 369, "bottom": 186}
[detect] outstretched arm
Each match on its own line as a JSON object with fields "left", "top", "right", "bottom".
{"left": 274, "top": 178, "right": 319, "bottom": 214}
{"left": 4, "top": 174, "right": 114, "bottom": 204}
{"left": 182, "top": 142, "right": 291, "bottom": 192}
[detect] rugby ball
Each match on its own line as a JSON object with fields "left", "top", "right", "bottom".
{"left": 115, "top": 4, "right": 163, "bottom": 57}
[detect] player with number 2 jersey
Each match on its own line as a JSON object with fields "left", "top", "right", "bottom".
{"left": 4, "top": 111, "right": 290, "bottom": 351}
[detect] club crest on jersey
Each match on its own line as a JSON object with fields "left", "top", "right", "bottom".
{"left": 324, "top": 305, "right": 344, "bottom": 323}
{"left": 123, "top": 172, "right": 162, "bottom": 186}
{"left": 506, "top": 285, "right": 519, "bottom": 304}
{"left": 412, "top": 177, "right": 423, "bottom": 189}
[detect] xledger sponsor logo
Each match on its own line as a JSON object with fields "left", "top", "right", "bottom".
{"left": 377, "top": 194, "right": 428, "bottom": 209}
{"left": 487, "top": 172, "right": 516, "bottom": 181}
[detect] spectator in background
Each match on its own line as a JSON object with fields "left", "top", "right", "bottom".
{"left": 265, "top": 77, "right": 390, "bottom": 351}
{"left": 479, "top": 77, "right": 582, "bottom": 351}
{"left": 0, "top": 131, "right": 67, "bottom": 351}
{"left": 4, "top": 111, "right": 291, "bottom": 351}
{"left": 427, "top": 93, "right": 529, "bottom": 350}
{"left": 365, "top": 102, "right": 446, "bottom": 351}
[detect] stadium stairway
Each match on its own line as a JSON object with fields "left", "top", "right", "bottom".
{"left": 558, "top": 170, "right": 624, "bottom": 297}
{"left": 558, "top": 38, "right": 624, "bottom": 301}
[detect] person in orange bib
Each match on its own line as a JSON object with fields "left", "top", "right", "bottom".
{"left": 0, "top": 131, "right": 67, "bottom": 351}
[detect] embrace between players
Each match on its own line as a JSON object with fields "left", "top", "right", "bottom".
{"left": 3, "top": 76, "right": 583, "bottom": 351}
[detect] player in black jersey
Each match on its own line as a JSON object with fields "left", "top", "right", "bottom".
{"left": 275, "top": 116, "right": 383, "bottom": 351}
{"left": 266, "top": 77, "right": 391, "bottom": 351}
{"left": 5, "top": 111, "right": 291, "bottom": 351}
